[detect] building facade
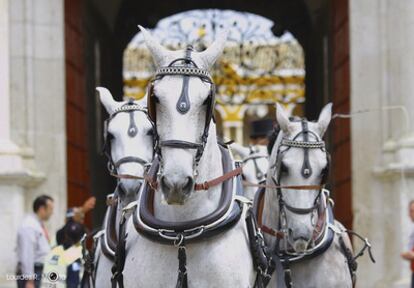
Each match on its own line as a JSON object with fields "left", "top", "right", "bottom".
{"left": 0, "top": 0, "right": 413, "bottom": 287}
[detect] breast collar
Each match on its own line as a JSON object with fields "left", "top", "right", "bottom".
{"left": 99, "top": 183, "right": 138, "bottom": 261}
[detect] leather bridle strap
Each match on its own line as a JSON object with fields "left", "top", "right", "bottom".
{"left": 145, "top": 166, "right": 243, "bottom": 192}
{"left": 114, "top": 156, "right": 149, "bottom": 169}
{"left": 194, "top": 166, "right": 242, "bottom": 191}
{"left": 160, "top": 140, "right": 203, "bottom": 150}
{"left": 261, "top": 225, "right": 285, "bottom": 239}
{"left": 109, "top": 156, "right": 150, "bottom": 180}
{"left": 242, "top": 180, "right": 324, "bottom": 191}
{"left": 110, "top": 173, "right": 146, "bottom": 180}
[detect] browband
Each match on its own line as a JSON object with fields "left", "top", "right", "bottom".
{"left": 281, "top": 139, "right": 325, "bottom": 149}
{"left": 111, "top": 104, "right": 146, "bottom": 117}
{"left": 155, "top": 66, "right": 212, "bottom": 81}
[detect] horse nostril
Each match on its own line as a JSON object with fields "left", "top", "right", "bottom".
{"left": 182, "top": 176, "right": 194, "bottom": 194}
{"left": 160, "top": 176, "right": 173, "bottom": 190}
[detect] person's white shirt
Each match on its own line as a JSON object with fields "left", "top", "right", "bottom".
{"left": 15, "top": 213, "right": 51, "bottom": 277}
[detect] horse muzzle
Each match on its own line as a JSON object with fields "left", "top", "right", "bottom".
{"left": 160, "top": 174, "right": 194, "bottom": 205}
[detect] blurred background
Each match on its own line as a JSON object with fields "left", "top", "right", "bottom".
{"left": 0, "top": 0, "right": 413, "bottom": 287}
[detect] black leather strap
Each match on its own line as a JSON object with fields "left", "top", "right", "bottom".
{"left": 301, "top": 119, "right": 312, "bottom": 178}
{"left": 160, "top": 140, "right": 203, "bottom": 150}
{"left": 176, "top": 46, "right": 193, "bottom": 115}
{"left": 111, "top": 212, "right": 127, "bottom": 288}
{"left": 114, "top": 156, "right": 149, "bottom": 169}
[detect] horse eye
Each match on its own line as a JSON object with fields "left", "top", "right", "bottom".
{"left": 320, "top": 165, "right": 328, "bottom": 175}
{"left": 146, "top": 129, "right": 154, "bottom": 136}
{"left": 280, "top": 162, "right": 288, "bottom": 174}
{"left": 107, "top": 132, "right": 114, "bottom": 140}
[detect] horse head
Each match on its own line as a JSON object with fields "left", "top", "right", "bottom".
{"left": 267, "top": 102, "right": 332, "bottom": 253}
{"left": 140, "top": 26, "right": 227, "bottom": 205}
{"left": 98, "top": 87, "right": 153, "bottom": 205}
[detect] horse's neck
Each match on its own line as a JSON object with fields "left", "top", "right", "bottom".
{"left": 154, "top": 124, "right": 223, "bottom": 222}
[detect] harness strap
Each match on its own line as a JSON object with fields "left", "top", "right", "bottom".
{"left": 260, "top": 225, "right": 284, "bottom": 239}
{"left": 338, "top": 235, "right": 357, "bottom": 285}
{"left": 281, "top": 260, "right": 293, "bottom": 288}
{"left": 160, "top": 140, "right": 203, "bottom": 150}
{"left": 245, "top": 209, "right": 272, "bottom": 288}
{"left": 114, "top": 156, "right": 149, "bottom": 169}
{"left": 80, "top": 234, "right": 96, "bottom": 288}
{"left": 145, "top": 166, "right": 243, "bottom": 191}
{"left": 176, "top": 237, "right": 188, "bottom": 288}
{"left": 194, "top": 166, "right": 243, "bottom": 190}
{"left": 300, "top": 119, "right": 312, "bottom": 178}
{"left": 111, "top": 212, "right": 128, "bottom": 288}
{"left": 242, "top": 180, "right": 324, "bottom": 191}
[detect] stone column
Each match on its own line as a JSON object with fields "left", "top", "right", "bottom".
{"left": 350, "top": 0, "right": 414, "bottom": 287}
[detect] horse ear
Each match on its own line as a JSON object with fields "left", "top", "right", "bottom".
{"left": 97, "top": 87, "right": 117, "bottom": 114}
{"left": 230, "top": 142, "right": 250, "bottom": 159}
{"left": 138, "top": 25, "right": 172, "bottom": 67}
{"left": 199, "top": 29, "right": 229, "bottom": 69}
{"left": 317, "top": 103, "right": 333, "bottom": 136}
{"left": 135, "top": 93, "right": 148, "bottom": 108}
{"left": 276, "top": 103, "right": 292, "bottom": 133}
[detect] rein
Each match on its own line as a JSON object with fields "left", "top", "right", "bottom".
{"left": 144, "top": 166, "right": 243, "bottom": 191}
{"left": 242, "top": 180, "right": 324, "bottom": 191}
{"left": 111, "top": 163, "right": 323, "bottom": 190}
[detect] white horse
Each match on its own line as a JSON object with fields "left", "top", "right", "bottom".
{"left": 257, "top": 103, "right": 354, "bottom": 288}
{"left": 230, "top": 143, "right": 269, "bottom": 199}
{"left": 89, "top": 88, "right": 153, "bottom": 288}
{"left": 122, "top": 27, "right": 255, "bottom": 288}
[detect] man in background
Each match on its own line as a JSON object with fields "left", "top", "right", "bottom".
{"left": 16, "top": 195, "right": 54, "bottom": 288}
{"left": 401, "top": 200, "right": 414, "bottom": 288}
{"left": 249, "top": 118, "right": 274, "bottom": 146}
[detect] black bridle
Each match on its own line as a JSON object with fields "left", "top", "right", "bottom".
{"left": 147, "top": 45, "right": 215, "bottom": 169}
{"left": 103, "top": 100, "right": 151, "bottom": 178}
{"left": 272, "top": 119, "right": 330, "bottom": 217}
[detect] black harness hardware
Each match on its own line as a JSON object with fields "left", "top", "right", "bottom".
{"left": 134, "top": 146, "right": 243, "bottom": 238}
{"left": 80, "top": 233, "right": 98, "bottom": 288}
{"left": 111, "top": 207, "right": 129, "bottom": 288}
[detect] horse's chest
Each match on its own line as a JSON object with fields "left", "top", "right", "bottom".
{"left": 124, "top": 224, "right": 254, "bottom": 287}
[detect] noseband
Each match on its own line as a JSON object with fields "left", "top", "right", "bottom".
{"left": 103, "top": 100, "right": 151, "bottom": 179}
{"left": 147, "top": 45, "right": 215, "bottom": 168}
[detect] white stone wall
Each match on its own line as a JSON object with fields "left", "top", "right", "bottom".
{"left": 0, "top": 0, "right": 66, "bottom": 285}
{"left": 350, "top": 0, "right": 414, "bottom": 287}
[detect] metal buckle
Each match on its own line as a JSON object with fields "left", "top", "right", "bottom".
{"left": 107, "top": 162, "right": 115, "bottom": 173}
{"left": 174, "top": 234, "right": 184, "bottom": 247}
